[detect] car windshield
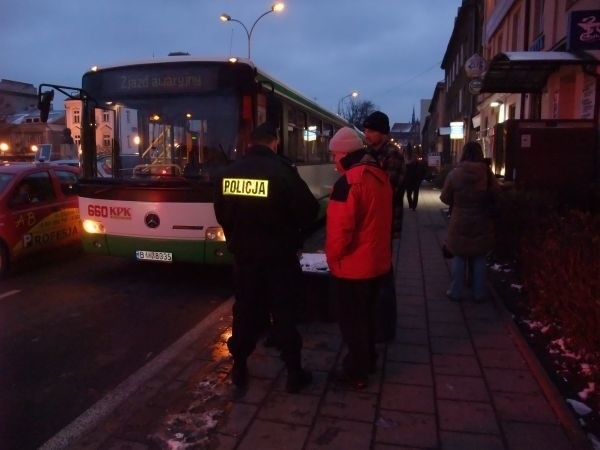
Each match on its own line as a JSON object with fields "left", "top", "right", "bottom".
{"left": 93, "top": 92, "right": 239, "bottom": 181}
{"left": 0, "top": 173, "right": 15, "bottom": 195}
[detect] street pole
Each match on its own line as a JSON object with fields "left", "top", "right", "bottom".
{"left": 220, "top": 3, "right": 285, "bottom": 59}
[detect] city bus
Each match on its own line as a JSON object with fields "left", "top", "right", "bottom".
{"left": 40, "top": 56, "right": 350, "bottom": 265}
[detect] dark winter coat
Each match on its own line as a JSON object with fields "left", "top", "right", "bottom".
{"left": 404, "top": 160, "right": 426, "bottom": 190}
{"left": 440, "top": 161, "right": 500, "bottom": 257}
{"left": 367, "top": 140, "right": 405, "bottom": 237}
{"left": 326, "top": 150, "right": 392, "bottom": 279}
{"left": 213, "top": 145, "right": 319, "bottom": 263}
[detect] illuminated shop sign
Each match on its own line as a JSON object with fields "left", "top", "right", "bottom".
{"left": 450, "top": 121, "right": 464, "bottom": 139}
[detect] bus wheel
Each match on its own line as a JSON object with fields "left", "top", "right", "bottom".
{"left": 0, "top": 242, "right": 8, "bottom": 279}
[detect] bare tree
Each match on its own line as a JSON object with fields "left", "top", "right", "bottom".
{"left": 341, "top": 99, "right": 378, "bottom": 129}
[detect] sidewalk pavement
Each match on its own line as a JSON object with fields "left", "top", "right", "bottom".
{"left": 54, "top": 186, "right": 591, "bottom": 450}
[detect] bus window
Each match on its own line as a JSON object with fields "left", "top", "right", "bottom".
{"left": 287, "top": 108, "right": 306, "bottom": 164}
{"left": 92, "top": 94, "right": 238, "bottom": 180}
{"left": 305, "top": 115, "right": 320, "bottom": 163}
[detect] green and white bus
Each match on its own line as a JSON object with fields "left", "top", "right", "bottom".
{"left": 44, "top": 56, "right": 349, "bottom": 265}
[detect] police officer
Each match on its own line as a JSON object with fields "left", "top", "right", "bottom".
{"left": 214, "top": 121, "right": 319, "bottom": 393}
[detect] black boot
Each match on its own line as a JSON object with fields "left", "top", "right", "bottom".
{"left": 231, "top": 360, "right": 248, "bottom": 388}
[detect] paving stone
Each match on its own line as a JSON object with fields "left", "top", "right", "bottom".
{"left": 429, "top": 322, "right": 470, "bottom": 338}
{"left": 430, "top": 337, "right": 475, "bottom": 356}
{"left": 472, "top": 331, "right": 517, "bottom": 350}
{"left": 386, "top": 343, "right": 430, "bottom": 364}
{"left": 396, "top": 304, "right": 426, "bottom": 318}
{"left": 502, "top": 421, "right": 574, "bottom": 450}
{"left": 272, "top": 369, "right": 329, "bottom": 396}
{"left": 247, "top": 353, "right": 284, "bottom": 379}
{"left": 395, "top": 327, "right": 429, "bottom": 345}
{"left": 218, "top": 402, "right": 257, "bottom": 437}
{"left": 375, "top": 410, "right": 438, "bottom": 448}
{"left": 380, "top": 383, "right": 435, "bottom": 413}
{"left": 213, "top": 433, "right": 237, "bottom": 450}
{"left": 467, "top": 318, "right": 508, "bottom": 335}
{"left": 320, "top": 388, "right": 378, "bottom": 422}
{"left": 232, "top": 377, "right": 273, "bottom": 405}
{"left": 258, "top": 392, "right": 320, "bottom": 426}
{"left": 477, "top": 348, "right": 527, "bottom": 369}
{"left": 397, "top": 314, "right": 427, "bottom": 330}
{"left": 435, "top": 374, "right": 490, "bottom": 402}
{"left": 305, "top": 417, "right": 372, "bottom": 450}
{"left": 397, "top": 285, "right": 424, "bottom": 296}
{"left": 484, "top": 368, "right": 540, "bottom": 394}
{"left": 439, "top": 430, "right": 504, "bottom": 450}
{"left": 385, "top": 361, "right": 433, "bottom": 386}
{"left": 237, "top": 419, "right": 309, "bottom": 450}
{"left": 427, "top": 308, "right": 465, "bottom": 324}
{"left": 463, "top": 303, "right": 499, "bottom": 320}
{"left": 432, "top": 354, "right": 482, "bottom": 376}
{"left": 397, "top": 295, "right": 425, "bottom": 306}
{"left": 492, "top": 391, "right": 559, "bottom": 424}
{"left": 437, "top": 399, "right": 500, "bottom": 434}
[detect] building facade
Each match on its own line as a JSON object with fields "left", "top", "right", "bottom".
{"left": 423, "top": 0, "right": 600, "bottom": 181}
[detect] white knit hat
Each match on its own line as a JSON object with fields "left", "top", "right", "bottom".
{"left": 329, "top": 127, "right": 364, "bottom": 153}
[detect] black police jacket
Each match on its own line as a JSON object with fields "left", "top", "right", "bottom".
{"left": 213, "top": 145, "right": 319, "bottom": 263}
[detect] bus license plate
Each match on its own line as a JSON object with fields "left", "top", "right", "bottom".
{"left": 136, "top": 250, "right": 173, "bottom": 262}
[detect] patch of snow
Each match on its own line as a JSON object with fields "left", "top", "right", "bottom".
{"left": 588, "top": 432, "right": 600, "bottom": 450}
{"left": 549, "top": 338, "right": 581, "bottom": 360}
{"left": 567, "top": 398, "right": 592, "bottom": 415}
{"left": 510, "top": 283, "right": 523, "bottom": 292}
{"left": 300, "top": 252, "right": 329, "bottom": 274}
{"left": 579, "top": 382, "right": 596, "bottom": 400}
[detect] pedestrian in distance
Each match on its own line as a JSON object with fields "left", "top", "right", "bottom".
{"left": 404, "top": 144, "right": 426, "bottom": 211}
{"left": 326, "top": 126, "right": 392, "bottom": 389}
{"left": 213, "top": 122, "right": 319, "bottom": 394}
{"left": 440, "top": 141, "right": 500, "bottom": 303}
{"left": 363, "top": 111, "right": 405, "bottom": 342}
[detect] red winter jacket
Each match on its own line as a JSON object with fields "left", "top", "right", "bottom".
{"left": 326, "top": 150, "right": 392, "bottom": 279}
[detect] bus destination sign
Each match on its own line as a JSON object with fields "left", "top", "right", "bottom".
{"left": 91, "top": 67, "right": 219, "bottom": 95}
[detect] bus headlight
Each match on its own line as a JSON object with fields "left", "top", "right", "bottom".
{"left": 205, "top": 226, "right": 225, "bottom": 241}
{"left": 82, "top": 219, "right": 106, "bottom": 234}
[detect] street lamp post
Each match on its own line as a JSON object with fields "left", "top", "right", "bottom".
{"left": 220, "top": 3, "right": 285, "bottom": 59}
{"left": 337, "top": 91, "right": 359, "bottom": 115}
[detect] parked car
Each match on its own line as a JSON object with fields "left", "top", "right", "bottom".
{"left": 0, "top": 162, "right": 81, "bottom": 277}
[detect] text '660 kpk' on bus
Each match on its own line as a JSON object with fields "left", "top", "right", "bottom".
{"left": 88, "top": 205, "right": 132, "bottom": 220}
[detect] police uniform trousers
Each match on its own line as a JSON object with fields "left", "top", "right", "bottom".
{"left": 227, "top": 253, "right": 304, "bottom": 372}
{"left": 332, "top": 276, "right": 380, "bottom": 380}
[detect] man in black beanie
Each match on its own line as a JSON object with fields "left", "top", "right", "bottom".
{"left": 363, "top": 111, "right": 405, "bottom": 343}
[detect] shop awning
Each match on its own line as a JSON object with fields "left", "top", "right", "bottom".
{"left": 480, "top": 51, "right": 599, "bottom": 93}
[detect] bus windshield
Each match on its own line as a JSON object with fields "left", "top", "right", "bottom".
{"left": 93, "top": 91, "right": 238, "bottom": 181}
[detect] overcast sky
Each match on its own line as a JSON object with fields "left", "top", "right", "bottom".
{"left": 1, "top": 0, "right": 462, "bottom": 123}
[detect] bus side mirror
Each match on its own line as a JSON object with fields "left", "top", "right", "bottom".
{"left": 38, "top": 90, "right": 55, "bottom": 123}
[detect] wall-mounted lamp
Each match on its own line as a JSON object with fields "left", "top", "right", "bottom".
{"left": 490, "top": 100, "right": 503, "bottom": 107}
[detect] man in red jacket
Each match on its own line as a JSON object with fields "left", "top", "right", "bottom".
{"left": 326, "top": 127, "right": 392, "bottom": 389}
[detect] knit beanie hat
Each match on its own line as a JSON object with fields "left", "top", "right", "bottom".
{"left": 329, "top": 127, "right": 364, "bottom": 153}
{"left": 363, "top": 111, "right": 390, "bottom": 134}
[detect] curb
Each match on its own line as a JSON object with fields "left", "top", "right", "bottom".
{"left": 40, "top": 297, "right": 235, "bottom": 450}
{"left": 488, "top": 283, "right": 593, "bottom": 450}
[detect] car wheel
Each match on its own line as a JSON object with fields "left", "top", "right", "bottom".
{"left": 0, "top": 242, "right": 8, "bottom": 279}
